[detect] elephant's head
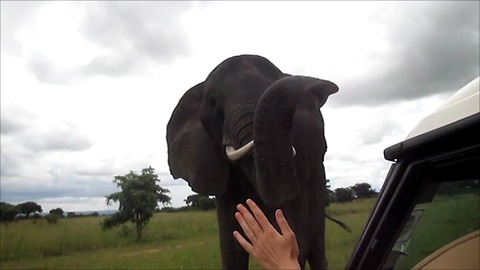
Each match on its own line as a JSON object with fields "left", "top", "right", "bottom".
{"left": 166, "top": 55, "right": 338, "bottom": 207}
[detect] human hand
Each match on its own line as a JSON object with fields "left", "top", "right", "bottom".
{"left": 233, "top": 199, "right": 300, "bottom": 270}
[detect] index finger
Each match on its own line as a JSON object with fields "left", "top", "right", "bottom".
{"left": 246, "top": 199, "right": 275, "bottom": 231}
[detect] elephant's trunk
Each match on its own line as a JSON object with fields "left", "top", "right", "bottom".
{"left": 229, "top": 101, "right": 257, "bottom": 147}
{"left": 223, "top": 101, "right": 258, "bottom": 162}
{"left": 253, "top": 76, "right": 338, "bottom": 208}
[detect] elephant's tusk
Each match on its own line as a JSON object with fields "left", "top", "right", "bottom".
{"left": 225, "top": 140, "right": 254, "bottom": 161}
{"left": 292, "top": 146, "right": 296, "bottom": 156}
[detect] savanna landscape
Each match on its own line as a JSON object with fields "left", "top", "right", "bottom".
{"left": 1, "top": 198, "right": 375, "bottom": 269}
{"left": 2, "top": 193, "right": 478, "bottom": 269}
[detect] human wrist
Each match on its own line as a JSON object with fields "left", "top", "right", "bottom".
{"left": 279, "top": 259, "right": 300, "bottom": 270}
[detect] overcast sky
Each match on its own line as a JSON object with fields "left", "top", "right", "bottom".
{"left": 1, "top": 1, "right": 479, "bottom": 211}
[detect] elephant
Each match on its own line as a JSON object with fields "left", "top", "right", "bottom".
{"left": 166, "top": 54, "right": 339, "bottom": 269}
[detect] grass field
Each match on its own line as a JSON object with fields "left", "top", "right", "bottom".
{"left": 395, "top": 194, "right": 480, "bottom": 269}
{"left": 0, "top": 199, "right": 376, "bottom": 269}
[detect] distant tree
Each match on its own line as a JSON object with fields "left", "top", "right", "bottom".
{"left": 326, "top": 189, "right": 336, "bottom": 206}
{"left": 437, "top": 179, "right": 480, "bottom": 196}
{"left": 101, "top": 166, "right": 171, "bottom": 240}
{"left": 17, "top": 201, "right": 43, "bottom": 218}
{"left": 325, "top": 179, "right": 335, "bottom": 206}
{"left": 335, "top": 187, "right": 356, "bottom": 203}
{"left": 49, "top": 208, "right": 64, "bottom": 217}
{"left": 67, "top": 212, "right": 77, "bottom": 218}
{"left": 184, "top": 194, "right": 216, "bottom": 210}
{"left": 184, "top": 195, "right": 197, "bottom": 208}
{"left": 0, "top": 202, "right": 19, "bottom": 222}
{"left": 158, "top": 206, "right": 177, "bottom": 213}
{"left": 45, "top": 213, "right": 59, "bottom": 224}
{"left": 351, "top": 183, "right": 378, "bottom": 199}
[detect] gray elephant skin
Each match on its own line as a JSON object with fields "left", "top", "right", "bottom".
{"left": 166, "top": 54, "right": 338, "bottom": 269}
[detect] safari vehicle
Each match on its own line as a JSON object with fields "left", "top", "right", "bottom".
{"left": 346, "top": 77, "right": 480, "bottom": 270}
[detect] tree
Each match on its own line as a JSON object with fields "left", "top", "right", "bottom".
{"left": 351, "top": 183, "right": 378, "bottom": 199}
{"left": 49, "top": 208, "right": 64, "bottom": 217}
{"left": 326, "top": 189, "right": 336, "bottom": 206}
{"left": 325, "top": 179, "right": 335, "bottom": 206}
{"left": 17, "top": 201, "right": 43, "bottom": 218}
{"left": 335, "top": 187, "right": 356, "bottom": 203}
{"left": 437, "top": 179, "right": 480, "bottom": 196}
{"left": 45, "top": 213, "right": 59, "bottom": 224}
{"left": 102, "top": 166, "right": 171, "bottom": 240}
{"left": 184, "top": 194, "right": 216, "bottom": 210}
{"left": 0, "top": 202, "right": 19, "bottom": 222}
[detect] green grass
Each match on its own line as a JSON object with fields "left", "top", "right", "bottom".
{"left": 326, "top": 198, "right": 376, "bottom": 217}
{"left": 326, "top": 198, "right": 376, "bottom": 269}
{"left": 0, "top": 199, "right": 376, "bottom": 269}
{"left": 395, "top": 194, "right": 480, "bottom": 269}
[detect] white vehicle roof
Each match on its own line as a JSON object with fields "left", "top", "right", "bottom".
{"left": 407, "top": 76, "right": 480, "bottom": 139}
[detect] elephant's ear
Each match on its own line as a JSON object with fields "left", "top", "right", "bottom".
{"left": 166, "top": 82, "right": 229, "bottom": 195}
{"left": 254, "top": 76, "right": 338, "bottom": 208}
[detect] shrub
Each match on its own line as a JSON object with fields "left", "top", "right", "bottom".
{"left": 46, "top": 213, "right": 59, "bottom": 224}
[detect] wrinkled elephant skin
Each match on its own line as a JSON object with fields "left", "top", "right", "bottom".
{"left": 166, "top": 54, "right": 338, "bottom": 269}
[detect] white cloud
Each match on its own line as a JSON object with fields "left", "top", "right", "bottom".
{"left": 323, "top": 92, "right": 453, "bottom": 191}
{"left": 1, "top": 1, "right": 478, "bottom": 211}
{"left": 36, "top": 196, "right": 118, "bottom": 213}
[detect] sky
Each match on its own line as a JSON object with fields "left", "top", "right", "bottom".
{"left": 1, "top": 1, "right": 479, "bottom": 212}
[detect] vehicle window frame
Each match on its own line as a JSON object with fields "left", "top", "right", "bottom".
{"left": 346, "top": 113, "right": 480, "bottom": 270}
